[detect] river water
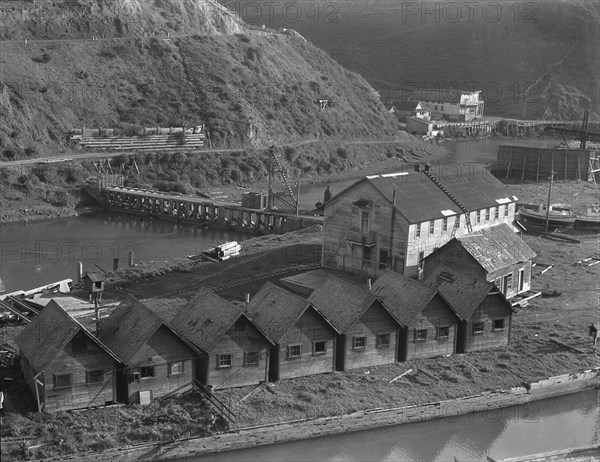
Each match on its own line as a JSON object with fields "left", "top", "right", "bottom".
{"left": 189, "top": 389, "right": 599, "bottom": 462}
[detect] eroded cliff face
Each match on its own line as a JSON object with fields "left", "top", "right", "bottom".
{"left": 0, "top": 0, "right": 245, "bottom": 40}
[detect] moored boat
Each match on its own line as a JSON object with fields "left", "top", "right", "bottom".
{"left": 518, "top": 204, "right": 577, "bottom": 225}
{"left": 575, "top": 204, "right": 600, "bottom": 229}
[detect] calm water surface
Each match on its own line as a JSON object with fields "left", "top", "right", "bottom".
{"left": 191, "top": 389, "right": 599, "bottom": 462}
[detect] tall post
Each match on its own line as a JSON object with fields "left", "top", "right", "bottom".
{"left": 267, "top": 163, "right": 273, "bottom": 211}
{"left": 545, "top": 171, "right": 555, "bottom": 232}
{"left": 295, "top": 182, "right": 300, "bottom": 218}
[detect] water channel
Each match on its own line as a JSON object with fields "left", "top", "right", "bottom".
{"left": 190, "top": 389, "right": 599, "bottom": 462}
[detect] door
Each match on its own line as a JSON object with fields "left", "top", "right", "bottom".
{"left": 116, "top": 368, "right": 129, "bottom": 404}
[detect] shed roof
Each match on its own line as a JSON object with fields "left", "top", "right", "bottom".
{"left": 170, "top": 289, "right": 268, "bottom": 352}
{"left": 15, "top": 300, "right": 120, "bottom": 372}
{"left": 308, "top": 277, "right": 380, "bottom": 333}
{"left": 371, "top": 271, "right": 441, "bottom": 325}
{"left": 100, "top": 295, "right": 198, "bottom": 363}
{"left": 424, "top": 266, "right": 514, "bottom": 319}
{"left": 454, "top": 224, "right": 536, "bottom": 273}
{"left": 246, "top": 282, "right": 337, "bottom": 343}
{"left": 84, "top": 273, "right": 105, "bottom": 282}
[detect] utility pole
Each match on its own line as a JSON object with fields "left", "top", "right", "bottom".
{"left": 544, "top": 171, "right": 555, "bottom": 232}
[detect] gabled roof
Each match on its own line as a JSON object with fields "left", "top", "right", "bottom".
{"left": 15, "top": 300, "right": 120, "bottom": 372}
{"left": 170, "top": 289, "right": 270, "bottom": 352}
{"left": 454, "top": 224, "right": 536, "bottom": 273}
{"left": 424, "top": 266, "right": 515, "bottom": 319}
{"left": 142, "top": 298, "right": 187, "bottom": 324}
{"left": 394, "top": 100, "right": 423, "bottom": 112}
{"left": 100, "top": 295, "right": 199, "bottom": 363}
{"left": 308, "top": 276, "right": 381, "bottom": 333}
{"left": 246, "top": 282, "right": 338, "bottom": 343}
{"left": 372, "top": 271, "right": 446, "bottom": 325}
{"left": 410, "top": 89, "right": 481, "bottom": 104}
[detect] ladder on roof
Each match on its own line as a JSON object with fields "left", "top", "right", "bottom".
{"left": 422, "top": 170, "right": 473, "bottom": 236}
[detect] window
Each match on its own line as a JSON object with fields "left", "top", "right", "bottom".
{"left": 472, "top": 322, "right": 484, "bottom": 335}
{"left": 429, "top": 220, "right": 435, "bottom": 235}
{"left": 442, "top": 217, "right": 448, "bottom": 232}
{"left": 476, "top": 210, "right": 481, "bottom": 223}
{"left": 504, "top": 205, "right": 509, "bottom": 217}
{"left": 440, "top": 106, "right": 444, "bottom": 112}
{"left": 416, "top": 223, "right": 421, "bottom": 238}
{"left": 217, "top": 354, "right": 232, "bottom": 368}
{"left": 376, "top": 333, "right": 390, "bottom": 348}
{"left": 436, "top": 326, "right": 450, "bottom": 339}
{"left": 287, "top": 344, "right": 302, "bottom": 359}
{"left": 493, "top": 319, "right": 505, "bottom": 331}
{"left": 434, "top": 104, "right": 438, "bottom": 110}
{"left": 140, "top": 366, "right": 155, "bottom": 378}
{"left": 415, "top": 329, "right": 427, "bottom": 341}
{"left": 495, "top": 277, "right": 502, "bottom": 291}
{"left": 53, "top": 373, "right": 73, "bottom": 389}
{"left": 353, "top": 336, "right": 366, "bottom": 350}
{"left": 168, "top": 361, "right": 184, "bottom": 376}
{"left": 494, "top": 207, "right": 499, "bottom": 219}
{"left": 86, "top": 369, "right": 105, "bottom": 384}
{"left": 361, "top": 211, "right": 369, "bottom": 234}
{"left": 71, "top": 334, "right": 87, "bottom": 352}
{"left": 519, "top": 268, "right": 525, "bottom": 292}
{"left": 485, "top": 208, "right": 490, "bottom": 221}
{"left": 313, "top": 341, "right": 327, "bottom": 355}
{"left": 505, "top": 273, "right": 513, "bottom": 293}
{"left": 379, "top": 249, "right": 389, "bottom": 270}
{"left": 244, "top": 351, "right": 260, "bottom": 366}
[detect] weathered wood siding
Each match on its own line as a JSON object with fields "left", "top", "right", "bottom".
{"left": 42, "top": 332, "right": 117, "bottom": 412}
{"left": 404, "top": 295, "right": 458, "bottom": 360}
{"left": 422, "top": 240, "right": 486, "bottom": 281}
{"left": 460, "top": 295, "right": 512, "bottom": 353}
{"left": 343, "top": 302, "right": 398, "bottom": 370}
{"left": 208, "top": 318, "right": 271, "bottom": 389}
{"left": 125, "top": 325, "right": 196, "bottom": 404}
{"left": 322, "top": 181, "right": 409, "bottom": 278}
{"left": 487, "top": 261, "right": 532, "bottom": 298}
{"left": 277, "top": 308, "right": 336, "bottom": 380}
{"left": 19, "top": 355, "right": 45, "bottom": 410}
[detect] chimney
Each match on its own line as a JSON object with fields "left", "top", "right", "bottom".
{"left": 367, "top": 278, "right": 372, "bottom": 292}
{"left": 245, "top": 293, "right": 250, "bottom": 305}
{"left": 413, "top": 164, "right": 420, "bottom": 172}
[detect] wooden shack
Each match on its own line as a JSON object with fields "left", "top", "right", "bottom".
{"left": 425, "top": 267, "right": 515, "bottom": 353}
{"left": 246, "top": 283, "right": 339, "bottom": 381}
{"left": 497, "top": 146, "right": 591, "bottom": 181}
{"left": 99, "top": 296, "right": 200, "bottom": 404}
{"left": 423, "top": 224, "right": 536, "bottom": 298}
{"left": 15, "top": 300, "right": 120, "bottom": 412}
{"left": 372, "top": 271, "right": 460, "bottom": 360}
{"left": 170, "top": 289, "right": 273, "bottom": 390}
{"left": 83, "top": 272, "right": 105, "bottom": 301}
{"left": 309, "top": 277, "right": 400, "bottom": 371}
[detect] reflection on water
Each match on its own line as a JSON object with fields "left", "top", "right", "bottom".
{"left": 191, "top": 390, "right": 599, "bottom": 462}
{"left": 0, "top": 211, "right": 250, "bottom": 292}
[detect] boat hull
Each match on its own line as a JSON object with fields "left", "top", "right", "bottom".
{"left": 518, "top": 208, "right": 576, "bottom": 225}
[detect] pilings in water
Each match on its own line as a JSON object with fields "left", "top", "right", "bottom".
{"left": 99, "top": 187, "right": 321, "bottom": 235}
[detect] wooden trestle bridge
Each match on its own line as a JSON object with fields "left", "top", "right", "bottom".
{"left": 98, "top": 186, "right": 322, "bottom": 235}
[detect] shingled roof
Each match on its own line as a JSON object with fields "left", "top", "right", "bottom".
{"left": 100, "top": 295, "right": 198, "bottom": 363}
{"left": 246, "top": 282, "right": 338, "bottom": 343}
{"left": 424, "top": 266, "right": 514, "bottom": 320}
{"left": 15, "top": 300, "right": 120, "bottom": 372}
{"left": 372, "top": 271, "right": 447, "bottom": 325}
{"left": 454, "top": 224, "right": 536, "bottom": 273}
{"left": 170, "top": 289, "right": 268, "bottom": 352}
{"left": 308, "top": 277, "right": 380, "bottom": 333}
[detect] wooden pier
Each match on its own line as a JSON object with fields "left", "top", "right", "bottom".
{"left": 98, "top": 186, "right": 322, "bottom": 235}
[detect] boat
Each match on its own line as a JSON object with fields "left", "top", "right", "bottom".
{"left": 518, "top": 204, "right": 577, "bottom": 225}
{"left": 575, "top": 204, "right": 600, "bottom": 229}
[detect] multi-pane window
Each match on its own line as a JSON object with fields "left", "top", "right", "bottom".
{"left": 494, "top": 207, "right": 499, "bottom": 219}
{"left": 493, "top": 319, "right": 505, "bottom": 331}
{"left": 217, "top": 354, "right": 232, "bottom": 368}
{"left": 376, "top": 333, "right": 390, "bottom": 348}
{"left": 415, "top": 329, "right": 427, "bottom": 341}
{"left": 287, "top": 344, "right": 302, "bottom": 359}
{"left": 54, "top": 373, "right": 73, "bottom": 389}
{"left": 476, "top": 210, "right": 481, "bottom": 223}
{"left": 168, "top": 361, "right": 184, "bottom": 376}
{"left": 429, "top": 221, "right": 435, "bottom": 235}
{"left": 244, "top": 351, "right": 260, "bottom": 366}
{"left": 86, "top": 369, "right": 105, "bottom": 384}
{"left": 416, "top": 223, "right": 421, "bottom": 238}
{"left": 504, "top": 205, "right": 509, "bottom": 217}
{"left": 472, "top": 322, "right": 484, "bottom": 335}
{"left": 485, "top": 208, "right": 490, "bottom": 221}
{"left": 442, "top": 217, "right": 448, "bottom": 231}
{"left": 353, "top": 336, "right": 366, "bottom": 350}
{"left": 436, "top": 326, "right": 450, "bottom": 339}
{"left": 313, "top": 341, "right": 327, "bottom": 355}
{"left": 506, "top": 273, "right": 513, "bottom": 292}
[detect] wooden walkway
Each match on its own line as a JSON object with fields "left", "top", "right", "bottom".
{"left": 487, "top": 444, "right": 600, "bottom": 462}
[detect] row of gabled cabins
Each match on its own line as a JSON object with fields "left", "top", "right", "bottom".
{"left": 16, "top": 265, "right": 517, "bottom": 413}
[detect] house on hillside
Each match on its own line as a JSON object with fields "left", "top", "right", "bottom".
{"left": 425, "top": 267, "right": 515, "bottom": 352}
{"left": 322, "top": 166, "right": 519, "bottom": 278}
{"left": 170, "top": 289, "right": 272, "bottom": 390}
{"left": 423, "top": 224, "right": 536, "bottom": 298}
{"left": 15, "top": 300, "right": 120, "bottom": 412}
{"left": 372, "top": 271, "right": 460, "bottom": 360}
{"left": 392, "top": 101, "right": 430, "bottom": 122}
{"left": 246, "top": 282, "right": 339, "bottom": 381}
{"left": 411, "top": 89, "right": 484, "bottom": 121}
{"left": 309, "top": 277, "right": 400, "bottom": 371}
{"left": 99, "top": 296, "right": 200, "bottom": 404}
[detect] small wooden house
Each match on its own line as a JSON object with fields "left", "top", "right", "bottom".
{"left": 15, "top": 300, "right": 120, "bottom": 412}
{"left": 372, "top": 271, "right": 460, "bottom": 360}
{"left": 309, "top": 277, "right": 400, "bottom": 371}
{"left": 83, "top": 272, "right": 105, "bottom": 301}
{"left": 423, "top": 224, "right": 536, "bottom": 298}
{"left": 246, "top": 282, "right": 339, "bottom": 381}
{"left": 170, "top": 289, "right": 273, "bottom": 390}
{"left": 425, "top": 267, "right": 515, "bottom": 353}
{"left": 99, "top": 296, "right": 200, "bottom": 404}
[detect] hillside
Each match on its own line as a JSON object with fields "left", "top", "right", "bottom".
{"left": 0, "top": 0, "right": 399, "bottom": 158}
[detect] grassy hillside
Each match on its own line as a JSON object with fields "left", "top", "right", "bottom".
{"left": 0, "top": 1, "right": 398, "bottom": 158}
